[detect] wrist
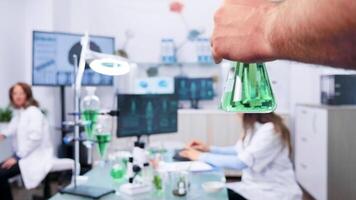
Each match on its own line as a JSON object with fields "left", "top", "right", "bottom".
{"left": 262, "top": 4, "right": 280, "bottom": 61}
{"left": 206, "top": 146, "right": 211, "bottom": 152}
{"left": 264, "top": 3, "right": 287, "bottom": 61}
{"left": 198, "top": 152, "right": 208, "bottom": 161}
{"left": 14, "top": 154, "right": 20, "bottom": 161}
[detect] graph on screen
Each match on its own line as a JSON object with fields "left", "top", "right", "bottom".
{"left": 32, "top": 31, "right": 115, "bottom": 86}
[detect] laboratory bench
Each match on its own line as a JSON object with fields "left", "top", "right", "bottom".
{"left": 50, "top": 164, "right": 229, "bottom": 200}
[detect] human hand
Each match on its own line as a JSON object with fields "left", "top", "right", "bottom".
{"left": 0, "top": 134, "right": 5, "bottom": 141}
{"left": 179, "top": 149, "right": 202, "bottom": 161}
{"left": 1, "top": 158, "right": 17, "bottom": 169}
{"left": 186, "top": 140, "right": 210, "bottom": 152}
{"left": 212, "top": 0, "right": 279, "bottom": 63}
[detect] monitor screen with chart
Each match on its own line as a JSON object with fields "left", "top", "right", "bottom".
{"left": 117, "top": 94, "right": 178, "bottom": 138}
{"left": 32, "top": 31, "right": 115, "bottom": 86}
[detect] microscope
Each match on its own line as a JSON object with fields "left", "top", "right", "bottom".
{"left": 119, "top": 141, "right": 152, "bottom": 195}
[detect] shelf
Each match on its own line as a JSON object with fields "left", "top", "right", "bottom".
{"left": 135, "top": 62, "right": 219, "bottom": 68}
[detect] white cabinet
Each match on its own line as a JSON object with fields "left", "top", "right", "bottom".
{"left": 111, "top": 109, "right": 289, "bottom": 149}
{"left": 295, "top": 106, "right": 327, "bottom": 200}
{"left": 149, "top": 109, "right": 289, "bottom": 148}
{"left": 141, "top": 109, "right": 243, "bottom": 147}
{"left": 295, "top": 104, "right": 356, "bottom": 200}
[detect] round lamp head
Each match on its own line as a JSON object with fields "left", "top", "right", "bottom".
{"left": 89, "top": 58, "right": 130, "bottom": 76}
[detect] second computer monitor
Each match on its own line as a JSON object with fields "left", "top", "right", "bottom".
{"left": 117, "top": 94, "right": 178, "bottom": 138}
{"left": 175, "top": 77, "right": 215, "bottom": 100}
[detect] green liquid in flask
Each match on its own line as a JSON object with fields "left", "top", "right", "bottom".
{"left": 96, "top": 134, "right": 111, "bottom": 158}
{"left": 220, "top": 62, "right": 276, "bottom": 113}
{"left": 110, "top": 164, "right": 125, "bottom": 182}
{"left": 82, "top": 109, "right": 99, "bottom": 139}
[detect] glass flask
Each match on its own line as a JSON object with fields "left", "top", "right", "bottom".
{"left": 81, "top": 87, "right": 100, "bottom": 140}
{"left": 220, "top": 62, "right": 276, "bottom": 113}
{"left": 95, "top": 115, "right": 112, "bottom": 165}
{"left": 110, "top": 154, "right": 126, "bottom": 182}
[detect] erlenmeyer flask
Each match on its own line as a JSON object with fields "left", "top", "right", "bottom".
{"left": 220, "top": 62, "right": 276, "bottom": 113}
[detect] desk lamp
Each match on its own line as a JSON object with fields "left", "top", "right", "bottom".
{"left": 60, "top": 33, "right": 130, "bottom": 199}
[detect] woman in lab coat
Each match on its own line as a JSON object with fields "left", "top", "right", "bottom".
{"left": 0, "top": 82, "right": 54, "bottom": 200}
{"left": 180, "top": 113, "right": 302, "bottom": 200}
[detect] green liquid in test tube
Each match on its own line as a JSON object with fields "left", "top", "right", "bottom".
{"left": 220, "top": 62, "right": 276, "bottom": 113}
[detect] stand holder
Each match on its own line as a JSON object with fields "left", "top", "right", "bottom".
{"left": 190, "top": 99, "right": 200, "bottom": 109}
{"left": 59, "top": 54, "right": 114, "bottom": 198}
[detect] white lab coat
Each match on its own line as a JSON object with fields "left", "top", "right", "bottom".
{"left": 1, "top": 106, "right": 54, "bottom": 189}
{"left": 227, "top": 122, "right": 302, "bottom": 200}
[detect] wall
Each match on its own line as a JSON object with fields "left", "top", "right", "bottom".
{"left": 0, "top": 0, "right": 26, "bottom": 106}
{"left": 0, "top": 0, "right": 63, "bottom": 147}
{"left": 67, "top": 0, "right": 221, "bottom": 62}
{"left": 0, "top": 0, "right": 323, "bottom": 130}
{"left": 55, "top": 0, "right": 225, "bottom": 118}
{"left": 1, "top": 0, "right": 354, "bottom": 151}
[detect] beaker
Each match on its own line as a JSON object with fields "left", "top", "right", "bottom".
{"left": 220, "top": 62, "right": 276, "bottom": 113}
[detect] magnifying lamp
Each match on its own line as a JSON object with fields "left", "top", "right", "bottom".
{"left": 75, "top": 32, "right": 130, "bottom": 91}
{"left": 60, "top": 32, "right": 131, "bottom": 199}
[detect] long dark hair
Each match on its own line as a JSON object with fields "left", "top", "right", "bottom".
{"left": 242, "top": 113, "right": 292, "bottom": 154}
{"left": 9, "top": 82, "right": 39, "bottom": 108}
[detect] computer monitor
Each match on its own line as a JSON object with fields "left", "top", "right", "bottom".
{"left": 189, "top": 78, "right": 215, "bottom": 100}
{"left": 32, "top": 31, "right": 115, "bottom": 86}
{"left": 117, "top": 94, "right": 178, "bottom": 138}
{"left": 174, "top": 77, "right": 215, "bottom": 108}
{"left": 174, "top": 77, "right": 191, "bottom": 100}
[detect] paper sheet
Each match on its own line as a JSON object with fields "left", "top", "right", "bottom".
{"left": 158, "top": 161, "right": 213, "bottom": 172}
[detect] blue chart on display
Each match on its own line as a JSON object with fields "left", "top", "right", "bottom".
{"left": 117, "top": 94, "right": 178, "bottom": 137}
{"left": 32, "top": 31, "right": 115, "bottom": 86}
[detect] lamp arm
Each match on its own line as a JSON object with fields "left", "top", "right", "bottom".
{"left": 75, "top": 32, "right": 89, "bottom": 93}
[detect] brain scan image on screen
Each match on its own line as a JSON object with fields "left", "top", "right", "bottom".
{"left": 117, "top": 94, "right": 178, "bottom": 137}
{"left": 145, "top": 101, "right": 154, "bottom": 133}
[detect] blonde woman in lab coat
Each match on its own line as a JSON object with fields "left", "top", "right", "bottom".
{"left": 180, "top": 113, "right": 302, "bottom": 200}
{"left": 0, "top": 82, "right": 54, "bottom": 200}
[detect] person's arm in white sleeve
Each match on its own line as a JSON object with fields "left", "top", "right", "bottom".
{"left": 16, "top": 108, "right": 44, "bottom": 159}
{"left": 0, "top": 115, "right": 18, "bottom": 139}
{"left": 237, "top": 123, "right": 283, "bottom": 173}
{"left": 209, "top": 146, "right": 238, "bottom": 155}
{"left": 198, "top": 153, "right": 247, "bottom": 170}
